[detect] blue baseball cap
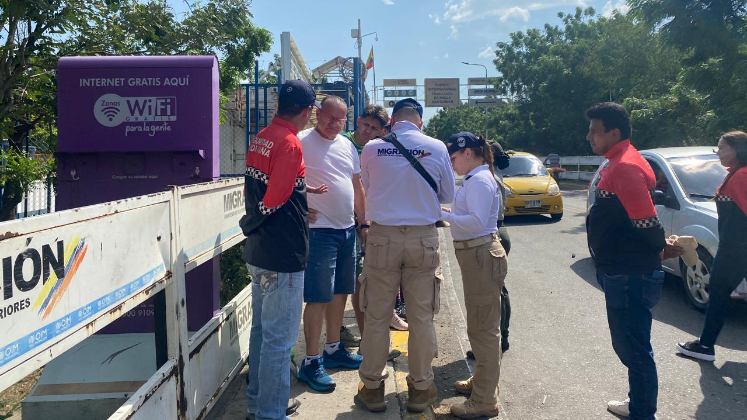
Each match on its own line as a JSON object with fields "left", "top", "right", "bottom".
{"left": 446, "top": 131, "right": 481, "bottom": 155}
{"left": 392, "top": 98, "right": 423, "bottom": 118}
{"left": 279, "top": 80, "right": 321, "bottom": 109}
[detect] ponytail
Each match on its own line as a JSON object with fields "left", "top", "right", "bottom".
{"left": 475, "top": 135, "right": 495, "bottom": 176}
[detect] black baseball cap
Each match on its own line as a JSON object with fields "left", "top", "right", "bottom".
{"left": 392, "top": 98, "right": 423, "bottom": 118}
{"left": 279, "top": 80, "right": 321, "bottom": 109}
{"left": 446, "top": 131, "right": 481, "bottom": 155}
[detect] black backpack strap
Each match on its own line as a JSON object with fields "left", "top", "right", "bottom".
{"left": 382, "top": 133, "right": 439, "bottom": 194}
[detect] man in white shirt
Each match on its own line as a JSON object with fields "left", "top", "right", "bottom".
{"left": 296, "top": 95, "right": 367, "bottom": 393}
{"left": 355, "top": 98, "right": 455, "bottom": 413}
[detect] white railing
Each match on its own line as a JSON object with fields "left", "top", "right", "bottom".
{"left": 14, "top": 181, "right": 55, "bottom": 218}
{"left": 541, "top": 155, "right": 605, "bottom": 181}
{"left": 0, "top": 178, "right": 249, "bottom": 420}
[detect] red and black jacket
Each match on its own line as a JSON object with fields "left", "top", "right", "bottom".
{"left": 715, "top": 166, "right": 747, "bottom": 255}
{"left": 240, "top": 117, "right": 309, "bottom": 273}
{"left": 587, "top": 140, "right": 666, "bottom": 275}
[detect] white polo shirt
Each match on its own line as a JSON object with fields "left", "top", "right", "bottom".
{"left": 441, "top": 165, "right": 500, "bottom": 241}
{"left": 299, "top": 128, "right": 360, "bottom": 229}
{"left": 361, "top": 121, "right": 455, "bottom": 226}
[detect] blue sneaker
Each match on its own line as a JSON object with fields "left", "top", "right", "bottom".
{"left": 323, "top": 342, "right": 363, "bottom": 369}
{"left": 298, "top": 358, "right": 336, "bottom": 392}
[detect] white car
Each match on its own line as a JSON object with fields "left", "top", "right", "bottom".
{"left": 587, "top": 146, "right": 747, "bottom": 310}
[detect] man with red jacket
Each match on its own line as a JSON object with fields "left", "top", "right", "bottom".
{"left": 585, "top": 102, "right": 682, "bottom": 420}
{"left": 240, "top": 80, "right": 318, "bottom": 420}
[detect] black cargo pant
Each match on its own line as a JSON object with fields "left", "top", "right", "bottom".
{"left": 498, "top": 226, "right": 511, "bottom": 348}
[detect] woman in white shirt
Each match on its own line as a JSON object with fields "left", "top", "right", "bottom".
{"left": 440, "top": 132, "right": 507, "bottom": 419}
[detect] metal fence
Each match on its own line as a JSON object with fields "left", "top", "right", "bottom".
{"left": 0, "top": 178, "right": 250, "bottom": 420}
{"left": 15, "top": 180, "right": 55, "bottom": 218}
{"left": 541, "top": 155, "right": 606, "bottom": 181}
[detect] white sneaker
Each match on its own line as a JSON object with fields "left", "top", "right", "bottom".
{"left": 607, "top": 398, "right": 630, "bottom": 417}
{"left": 390, "top": 311, "right": 408, "bottom": 331}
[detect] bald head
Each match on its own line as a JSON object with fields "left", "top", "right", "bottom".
{"left": 315, "top": 95, "right": 349, "bottom": 139}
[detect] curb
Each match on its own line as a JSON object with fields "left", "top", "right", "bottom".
{"left": 390, "top": 330, "right": 435, "bottom": 420}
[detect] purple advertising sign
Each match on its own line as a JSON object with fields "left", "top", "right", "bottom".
{"left": 57, "top": 56, "right": 219, "bottom": 161}
{"left": 56, "top": 56, "right": 221, "bottom": 333}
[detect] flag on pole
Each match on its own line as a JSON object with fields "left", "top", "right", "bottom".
{"left": 365, "top": 47, "right": 374, "bottom": 70}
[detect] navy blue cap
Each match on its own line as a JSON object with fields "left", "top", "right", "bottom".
{"left": 392, "top": 98, "right": 423, "bottom": 118}
{"left": 446, "top": 131, "right": 481, "bottom": 155}
{"left": 279, "top": 80, "right": 321, "bottom": 109}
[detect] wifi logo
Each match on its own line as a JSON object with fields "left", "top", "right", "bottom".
{"left": 101, "top": 106, "right": 120, "bottom": 122}
{"left": 94, "top": 94, "right": 126, "bottom": 127}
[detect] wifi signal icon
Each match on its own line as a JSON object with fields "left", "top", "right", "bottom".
{"left": 101, "top": 106, "right": 119, "bottom": 122}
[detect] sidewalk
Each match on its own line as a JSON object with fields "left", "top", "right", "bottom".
{"left": 207, "top": 229, "right": 501, "bottom": 420}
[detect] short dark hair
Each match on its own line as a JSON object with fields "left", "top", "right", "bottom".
{"left": 277, "top": 102, "right": 308, "bottom": 118}
{"left": 360, "top": 105, "right": 389, "bottom": 128}
{"left": 720, "top": 131, "right": 747, "bottom": 167}
{"left": 585, "top": 102, "right": 632, "bottom": 140}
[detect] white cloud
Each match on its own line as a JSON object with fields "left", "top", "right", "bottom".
{"left": 602, "top": 0, "right": 630, "bottom": 17}
{"left": 448, "top": 24, "right": 459, "bottom": 40}
{"left": 382, "top": 0, "right": 394, "bottom": 5}
{"left": 500, "top": 6, "right": 530, "bottom": 22}
{"left": 443, "top": 53, "right": 450, "bottom": 59}
{"left": 428, "top": 13, "right": 442, "bottom": 24}
{"left": 478, "top": 45, "right": 493, "bottom": 59}
{"left": 443, "top": 0, "right": 586, "bottom": 24}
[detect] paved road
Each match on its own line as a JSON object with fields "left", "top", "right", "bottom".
{"left": 209, "top": 188, "right": 746, "bottom": 420}
{"left": 442, "top": 189, "right": 747, "bottom": 419}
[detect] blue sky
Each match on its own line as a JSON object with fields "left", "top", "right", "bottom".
{"left": 175, "top": 0, "right": 630, "bottom": 122}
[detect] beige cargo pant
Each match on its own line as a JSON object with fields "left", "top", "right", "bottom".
{"left": 358, "top": 223, "right": 441, "bottom": 391}
{"left": 454, "top": 233, "right": 507, "bottom": 404}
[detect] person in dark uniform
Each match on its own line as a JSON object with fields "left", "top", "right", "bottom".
{"left": 676, "top": 131, "right": 747, "bottom": 361}
{"left": 585, "top": 102, "right": 683, "bottom": 420}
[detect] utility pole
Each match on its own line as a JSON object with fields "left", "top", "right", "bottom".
{"left": 357, "top": 19, "right": 362, "bottom": 69}
{"left": 462, "top": 62, "right": 489, "bottom": 140}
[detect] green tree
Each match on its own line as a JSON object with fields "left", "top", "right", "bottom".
{"left": 424, "top": 104, "right": 488, "bottom": 142}
{"left": 491, "top": 7, "right": 683, "bottom": 154}
{"left": 628, "top": 0, "right": 747, "bottom": 140}
{"left": 0, "top": 0, "right": 271, "bottom": 220}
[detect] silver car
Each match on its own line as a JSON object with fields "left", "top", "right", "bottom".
{"left": 587, "top": 146, "right": 746, "bottom": 310}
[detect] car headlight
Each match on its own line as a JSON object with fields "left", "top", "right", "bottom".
{"left": 548, "top": 183, "right": 560, "bottom": 196}
{"left": 505, "top": 187, "right": 514, "bottom": 198}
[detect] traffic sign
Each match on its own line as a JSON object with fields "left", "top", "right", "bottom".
{"left": 468, "top": 98, "right": 504, "bottom": 107}
{"left": 468, "top": 88, "right": 499, "bottom": 96}
{"left": 384, "top": 89, "right": 417, "bottom": 98}
{"left": 383, "top": 78, "right": 417, "bottom": 87}
{"left": 424, "top": 78, "right": 460, "bottom": 107}
{"left": 385, "top": 100, "right": 397, "bottom": 108}
{"left": 467, "top": 77, "right": 491, "bottom": 85}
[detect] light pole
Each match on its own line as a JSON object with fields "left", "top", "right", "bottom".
{"left": 462, "top": 61, "right": 489, "bottom": 140}
{"left": 352, "top": 20, "right": 379, "bottom": 101}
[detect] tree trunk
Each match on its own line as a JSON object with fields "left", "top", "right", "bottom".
{"left": 0, "top": 179, "right": 24, "bottom": 221}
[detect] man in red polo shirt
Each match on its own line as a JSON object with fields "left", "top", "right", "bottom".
{"left": 585, "top": 102, "right": 683, "bottom": 420}
{"left": 240, "top": 80, "right": 319, "bottom": 420}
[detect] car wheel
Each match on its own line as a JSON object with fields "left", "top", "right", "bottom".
{"left": 680, "top": 247, "right": 712, "bottom": 311}
{"left": 551, "top": 212, "right": 563, "bottom": 221}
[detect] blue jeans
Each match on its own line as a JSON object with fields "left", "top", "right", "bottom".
{"left": 304, "top": 226, "right": 356, "bottom": 303}
{"left": 597, "top": 270, "right": 664, "bottom": 420}
{"left": 245, "top": 264, "right": 304, "bottom": 420}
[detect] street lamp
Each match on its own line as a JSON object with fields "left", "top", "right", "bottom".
{"left": 352, "top": 20, "right": 379, "bottom": 102}
{"left": 462, "top": 61, "right": 489, "bottom": 140}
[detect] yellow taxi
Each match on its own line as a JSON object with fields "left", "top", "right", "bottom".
{"left": 499, "top": 151, "right": 564, "bottom": 220}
